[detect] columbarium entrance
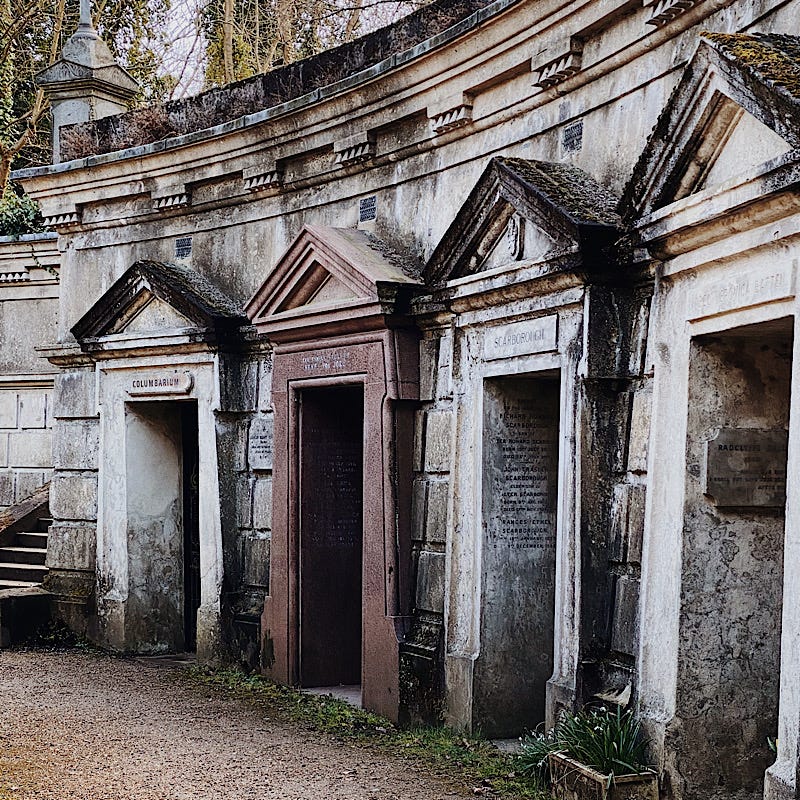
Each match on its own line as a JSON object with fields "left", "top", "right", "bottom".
{"left": 299, "top": 386, "right": 364, "bottom": 688}
{"left": 672, "top": 318, "right": 791, "bottom": 800}
{"left": 476, "top": 374, "right": 559, "bottom": 737}
{"left": 125, "top": 400, "right": 200, "bottom": 651}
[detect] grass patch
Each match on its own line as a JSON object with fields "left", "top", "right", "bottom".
{"left": 183, "top": 666, "right": 546, "bottom": 799}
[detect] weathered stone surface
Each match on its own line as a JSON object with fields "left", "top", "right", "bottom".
{"left": 419, "top": 338, "right": 438, "bottom": 402}
{"left": 0, "top": 393, "right": 17, "bottom": 429}
{"left": 627, "top": 385, "right": 652, "bottom": 474}
{"left": 257, "top": 357, "right": 273, "bottom": 412}
{"left": 0, "top": 471, "right": 13, "bottom": 506}
{"left": 248, "top": 417, "right": 274, "bottom": 471}
{"left": 415, "top": 550, "right": 445, "bottom": 614}
{"left": 15, "top": 471, "right": 47, "bottom": 501}
{"left": 610, "top": 482, "right": 647, "bottom": 564}
{"left": 46, "top": 523, "right": 96, "bottom": 571}
{"left": 220, "top": 358, "right": 258, "bottom": 413}
{"left": 8, "top": 431, "right": 52, "bottom": 469}
{"left": 51, "top": 473, "right": 98, "bottom": 521}
{"left": 423, "top": 410, "right": 451, "bottom": 473}
{"left": 242, "top": 532, "right": 270, "bottom": 588}
{"left": 625, "top": 484, "right": 646, "bottom": 565}
{"left": 611, "top": 575, "right": 639, "bottom": 656}
{"left": 411, "top": 479, "right": 426, "bottom": 542}
{"left": 237, "top": 476, "right": 253, "bottom": 529}
{"left": 425, "top": 480, "right": 448, "bottom": 544}
{"left": 0, "top": 433, "right": 7, "bottom": 469}
{"left": 53, "top": 371, "right": 96, "bottom": 420}
{"left": 53, "top": 420, "right": 99, "bottom": 470}
{"left": 18, "top": 392, "right": 46, "bottom": 429}
{"left": 252, "top": 477, "right": 272, "bottom": 530}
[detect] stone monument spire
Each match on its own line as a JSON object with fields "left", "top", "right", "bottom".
{"left": 36, "top": 0, "right": 139, "bottom": 164}
{"left": 79, "top": 0, "right": 93, "bottom": 28}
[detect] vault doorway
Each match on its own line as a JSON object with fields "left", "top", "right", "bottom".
{"left": 298, "top": 386, "right": 365, "bottom": 690}
{"left": 125, "top": 400, "right": 200, "bottom": 653}
{"left": 475, "top": 374, "right": 560, "bottom": 737}
{"left": 674, "top": 318, "right": 791, "bottom": 800}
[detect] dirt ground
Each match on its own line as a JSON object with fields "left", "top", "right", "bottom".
{"left": 0, "top": 650, "right": 474, "bottom": 800}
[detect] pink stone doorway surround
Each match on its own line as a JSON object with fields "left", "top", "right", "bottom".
{"left": 246, "top": 226, "right": 420, "bottom": 721}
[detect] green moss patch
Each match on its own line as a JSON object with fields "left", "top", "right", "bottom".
{"left": 703, "top": 32, "right": 800, "bottom": 101}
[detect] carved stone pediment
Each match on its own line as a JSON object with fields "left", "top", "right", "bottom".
{"left": 72, "top": 260, "right": 248, "bottom": 347}
{"left": 425, "top": 157, "right": 621, "bottom": 285}
{"left": 245, "top": 225, "right": 421, "bottom": 341}
{"left": 621, "top": 34, "right": 798, "bottom": 220}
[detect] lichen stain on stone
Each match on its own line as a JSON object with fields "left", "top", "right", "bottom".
{"left": 702, "top": 32, "right": 800, "bottom": 101}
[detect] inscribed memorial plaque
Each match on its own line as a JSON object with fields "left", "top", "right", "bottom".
{"left": 248, "top": 418, "right": 274, "bottom": 470}
{"left": 474, "top": 376, "right": 559, "bottom": 736}
{"left": 704, "top": 428, "right": 788, "bottom": 507}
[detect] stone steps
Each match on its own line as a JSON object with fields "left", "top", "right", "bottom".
{"left": 0, "top": 491, "right": 50, "bottom": 590}
{"left": 0, "top": 561, "right": 47, "bottom": 584}
{"left": 0, "top": 546, "right": 47, "bottom": 565}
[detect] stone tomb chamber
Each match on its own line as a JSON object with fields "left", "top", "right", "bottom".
{"left": 47, "top": 260, "right": 251, "bottom": 659}
{"left": 674, "top": 319, "right": 791, "bottom": 800}
{"left": 246, "top": 225, "right": 421, "bottom": 722}
{"left": 412, "top": 157, "right": 645, "bottom": 736}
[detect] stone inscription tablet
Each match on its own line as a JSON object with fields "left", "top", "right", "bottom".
{"left": 705, "top": 428, "right": 788, "bottom": 507}
{"left": 127, "top": 371, "right": 193, "bottom": 396}
{"left": 688, "top": 261, "right": 795, "bottom": 321}
{"left": 483, "top": 315, "right": 558, "bottom": 361}
{"left": 248, "top": 418, "right": 274, "bottom": 471}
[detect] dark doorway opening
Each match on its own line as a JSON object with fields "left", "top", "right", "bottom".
{"left": 299, "top": 385, "right": 364, "bottom": 688}
{"left": 181, "top": 403, "right": 200, "bottom": 652}
{"left": 124, "top": 399, "right": 200, "bottom": 653}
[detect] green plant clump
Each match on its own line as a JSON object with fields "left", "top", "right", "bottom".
{"left": 517, "top": 706, "right": 650, "bottom": 782}
{"left": 0, "top": 190, "right": 47, "bottom": 238}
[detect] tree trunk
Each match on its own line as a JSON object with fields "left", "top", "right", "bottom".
{"left": 223, "top": 0, "right": 235, "bottom": 83}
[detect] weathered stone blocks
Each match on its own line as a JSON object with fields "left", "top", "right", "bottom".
{"left": 51, "top": 473, "right": 98, "bottom": 521}
{"left": 423, "top": 410, "right": 451, "bottom": 473}
{"left": 242, "top": 532, "right": 270, "bottom": 588}
{"left": 8, "top": 431, "right": 52, "bottom": 468}
{"left": 46, "top": 523, "right": 97, "bottom": 571}
{"left": 53, "top": 420, "right": 99, "bottom": 470}
{"left": 252, "top": 477, "right": 272, "bottom": 530}
{"left": 53, "top": 371, "right": 96, "bottom": 419}
{"left": 415, "top": 550, "right": 445, "bottom": 614}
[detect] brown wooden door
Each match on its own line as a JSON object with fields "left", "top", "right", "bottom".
{"left": 299, "top": 386, "right": 364, "bottom": 687}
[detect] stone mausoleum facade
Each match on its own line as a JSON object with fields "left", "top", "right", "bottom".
{"left": 3, "top": 1, "right": 800, "bottom": 799}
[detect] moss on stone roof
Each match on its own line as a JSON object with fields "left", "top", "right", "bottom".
{"left": 702, "top": 32, "right": 800, "bottom": 102}
{"left": 497, "top": 157, "right": 621, "bottom": 227}
{"left": 136, "top": 260, "right": 247, "bottom": 320}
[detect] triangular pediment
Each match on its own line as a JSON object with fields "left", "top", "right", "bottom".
{"left": 110, "top": 292, "right": 196, "bottom": 334}
{"left": 621, "top": 34, "right": 800, "bottom": 220}
{"left": 426, "top": 157, "right": 621, "bottom": 285}
{"left": 245, "top": 225, "right": 421, "bottom": 329}
{"left": 72, "top": 260, "right": 247, "bottom": 343}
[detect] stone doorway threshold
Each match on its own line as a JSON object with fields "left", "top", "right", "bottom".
{"left": 134, "top": 652, "right": 198, "bottom": 669}
{"left": 492, "top": 738, "right": 522, "bottom": 754}
{"left": 304, "top": 684, "right": 362, "bottom": 708}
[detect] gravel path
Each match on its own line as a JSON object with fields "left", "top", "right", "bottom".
{"left": 0, "top": 650, "right": 472, "bottom": 800}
